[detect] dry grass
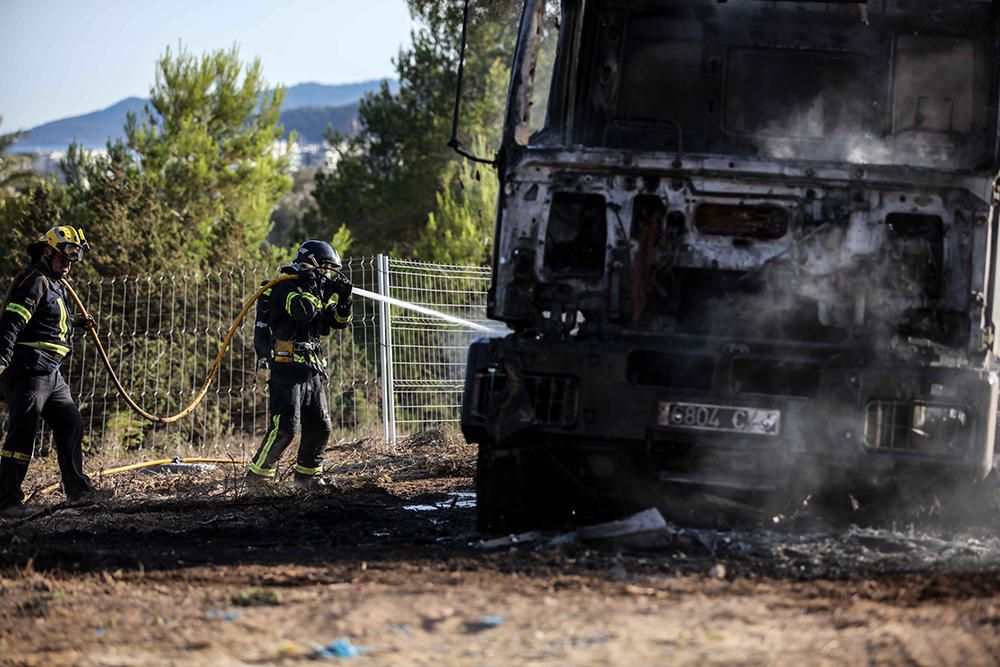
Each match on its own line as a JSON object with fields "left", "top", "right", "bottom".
{"left": 22, "top": 424, "right": 475, "bottom": 507}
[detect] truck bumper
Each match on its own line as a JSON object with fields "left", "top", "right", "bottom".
{"left": 462, "top": 335, "right": 998, "bottom": 492}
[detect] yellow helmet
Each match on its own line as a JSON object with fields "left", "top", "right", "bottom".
{"left": 39, "top": 226, "right": 90, "bottom": 261}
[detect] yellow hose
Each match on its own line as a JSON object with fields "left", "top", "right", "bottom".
{"left": 21, "top": 274, "right": 321, "bottom": 506}
{"left": 24, "top": 456, "right": 246, "bottom": 503}
{"left": 60, "top": 273, "right": 297, "bottom": 423}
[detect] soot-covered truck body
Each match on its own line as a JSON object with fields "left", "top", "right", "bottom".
{"left": 461, "top": 0, "right": 1000, "bottom": 531}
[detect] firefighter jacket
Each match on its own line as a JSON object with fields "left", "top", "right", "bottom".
{"left": 264, "top": 266, "right": 353, "bottom": 378}
{"left": 0, "top": 263, "right": 76, "bottom": 374}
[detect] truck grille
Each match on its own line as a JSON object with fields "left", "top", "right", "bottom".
{"left": 525, "top": 375, "right": 578, "bottom": 426}
{"left": 863, "top": 400, "right": 970, "bottom": 458}
{"left": 469, "top": 370, "right": 578, "bottom": 427}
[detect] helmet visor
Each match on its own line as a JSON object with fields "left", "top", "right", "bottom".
{"left": 59, "top": 243, "right": 84, "bottom": 262}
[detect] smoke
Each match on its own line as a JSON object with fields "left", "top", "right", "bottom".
{"left": 753, "top": 36, "right": 979, "bottom": 170}
{"left": 668, "top": 221, "right": 934, "bottom": 347}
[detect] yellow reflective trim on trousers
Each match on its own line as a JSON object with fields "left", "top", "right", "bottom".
{"left": 251, "top": 415, "right": 282, "bottom": 472}
{"left": 294, "top": 464, "right": 322, "bottom": 476}
{"left": 248, "top": 463, "right": 276, "bottom": 477}
{"left": 18, "top": 341, "right": 71, "bottom": 356}
{"left": 56, "top": 297, "right": 68, "bottom": 341}
{"left": 4, "top": 303, "right": 31, "bottom": 324}
{"left": 1, "top": 449, "right": 30, "bottom": 462}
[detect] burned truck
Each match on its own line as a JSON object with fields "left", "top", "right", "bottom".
{"left": 460, "top": 0, "right": 1000, "bottom": 531}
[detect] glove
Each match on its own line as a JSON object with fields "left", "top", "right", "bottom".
{"left": 73, "top": 314, "right": 96, "bottom": 329}
{"left": 333, "top": 297, "right": 353, "bottom": 325}
{"left": 254, "top": 358, "right": 270, "bottom": 386}
{"left": 331, "top": 271, "right": 353, "bottom": 300}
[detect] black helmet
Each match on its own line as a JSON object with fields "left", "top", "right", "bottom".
{"left": 294, "top": 240, "right": 342, "bottom": 272}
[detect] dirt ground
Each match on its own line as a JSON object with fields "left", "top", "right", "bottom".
{"left": 3, "top": 431, "right": 1000, "bottom": 666}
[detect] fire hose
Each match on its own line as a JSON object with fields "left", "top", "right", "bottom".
{"left": 60, "top": 273, "right": 297, "bottom": 424}
{"left": 24, "top": 275, "right": 303, "bottom": 502}
{"left": 24, "top": 456, "right": 244, "bottom": 504}
{"left": 26, "top": 271, "right": 497, "bottom": 502}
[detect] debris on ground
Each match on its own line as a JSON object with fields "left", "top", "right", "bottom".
{"left": 2, "top": 431, "right": 1000, "bottom": 664}
{"left": 469, "top": 615, "right": 507, "bottom": 631}
{"left": 576, "top": 508, "right": 669, "bottom": 541}
{"left": 231, "top": 587, "right": 282, "bottom": 606}
{"left": 312, "top": 637, "right": 366, "bottom": 659}
{"left": 474, "top": 531, "right": 544, "bottom": 550}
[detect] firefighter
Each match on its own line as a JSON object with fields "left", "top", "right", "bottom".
{"left": 0, "top": 226, "right": 112, "bottom": 518}
{"left": 247, "top": 240, "right": 353, "bottom": 490}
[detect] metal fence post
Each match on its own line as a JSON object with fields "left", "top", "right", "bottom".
{"left": 376, "top": 254, "right": 397, "bottom": 448}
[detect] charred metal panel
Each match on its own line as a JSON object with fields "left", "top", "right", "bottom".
{"left": 493, "top": 161, "right": 987, "bottom": 354}
{"left": 543, "top": 192, "right": 607, "bottom": 276}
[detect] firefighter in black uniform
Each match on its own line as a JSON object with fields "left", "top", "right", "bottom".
{"left": 0, "top": 226, "right": 112, "bottom": 518}
{"left": 247, "top": 240, "right": 353, "bottom": 489}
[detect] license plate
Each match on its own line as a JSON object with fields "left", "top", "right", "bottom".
{"left": 658, "top": 401, "right": 781, "bottom": 436}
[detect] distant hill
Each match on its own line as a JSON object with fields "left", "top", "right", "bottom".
{"left": 281, "top": 103, "right": 361, "bottom": 145}
{"left": 282, "top": 80, "right": 395, "bottom": 110}
{"left": 12, "top": 79, "right": 396, "bottom": 153}
{"left": 15, "top": 97, "right": 148, "bottom": 153}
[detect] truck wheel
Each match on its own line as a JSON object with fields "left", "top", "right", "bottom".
{"left": 475, "top": 442, "right": 529, "bottom": 534}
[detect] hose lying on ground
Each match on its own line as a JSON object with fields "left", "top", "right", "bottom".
{"left": 23, "top": 456, "right": 245, "bottom": 503}
{"left": 60, "top": 273, "right": 297, "bottom": 424}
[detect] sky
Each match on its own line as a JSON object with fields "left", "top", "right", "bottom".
{"left": 0, "top": 0, "right": 416, "bottom": 131}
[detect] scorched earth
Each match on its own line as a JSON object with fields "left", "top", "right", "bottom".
{"left": 2, "top": 431, "right": 1000, "bottom": 666}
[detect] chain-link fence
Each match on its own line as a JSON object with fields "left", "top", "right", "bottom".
{"left": 10, "top": 255, "right": 493, "bottom": 459}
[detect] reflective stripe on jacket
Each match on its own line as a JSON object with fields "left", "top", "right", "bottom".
{"left": 0, "top": 264, "right": 74, "bottom": 372}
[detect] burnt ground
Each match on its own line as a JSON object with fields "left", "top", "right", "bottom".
{"left": 3, "top": 431, "right": 1000, "bottom": 665}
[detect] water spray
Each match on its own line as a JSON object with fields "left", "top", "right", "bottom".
{"left": 353, "top": 286, "right": 504, "bottom": 335}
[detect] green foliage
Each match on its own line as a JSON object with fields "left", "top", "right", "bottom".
{"left": 0, "top": 184, "right": 62, "bottom": 277}
{"left": 414, "top": 135, "right": 497, "bottom": 265}
{"left": 330, "top": 223, "right": 354, "bottom": 256}
{"left": 126, "top": 44, "right": 293, "bottom": 268}
{"left": 306, "top": 0, "right": 518, "bottom": 258}
{"left": 0, "top": 118, "right": 51, "bottom": 276}
{"left": 269, "top": 166, "right": 319, "bottom": 248}
{"left": 0, "top": 117, "right": 45, "bottom": 199}
{"left": 0, "top": 46, "right": 294, "bottom": 279}
{"left": 56, "top": 143, "right": 170, "bottom": 278}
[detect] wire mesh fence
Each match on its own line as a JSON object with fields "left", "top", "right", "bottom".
{"left": 380, "top": 257, "right": 494, "bottom": 444}
{"left": 7, "top": 255, "right": 492, "bottom": 460}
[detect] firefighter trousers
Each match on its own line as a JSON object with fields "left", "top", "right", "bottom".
{"left": 0, "top": 369, "right": 94, "bottom": 508}
{"left": 248, "top": 371, "right": 332, "bottom": 479}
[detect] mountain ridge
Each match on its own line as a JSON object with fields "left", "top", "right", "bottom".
{"left": 12, "top": 79, "right": 395, "bottom": 153}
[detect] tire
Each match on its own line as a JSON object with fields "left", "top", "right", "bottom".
{"left": 475, "top": 441, "right": 529, "bottom": 534}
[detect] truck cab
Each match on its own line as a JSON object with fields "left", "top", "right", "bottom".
{"left": 461, "top": 0, "right": 1000, "bottom": 532}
